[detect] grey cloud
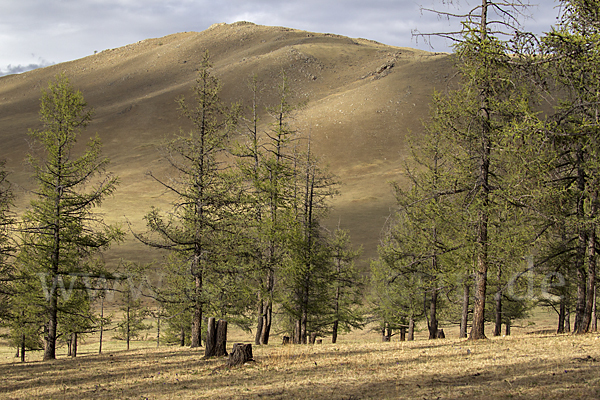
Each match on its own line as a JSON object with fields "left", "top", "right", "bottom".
{"left": 0, "top": 60, "right": 55, "bottom": 77}
{"left": 0, "top": 0, "right": 563, "bottom": 73}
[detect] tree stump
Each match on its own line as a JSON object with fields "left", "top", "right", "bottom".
{"left": 227, "top": 343, "right": 254, "bottom": 367}
{"left": 282, "top": 336, "right": 290, "bottom": 345}
{"left": 205, "top": 318, "right": 228, "bottom": 357}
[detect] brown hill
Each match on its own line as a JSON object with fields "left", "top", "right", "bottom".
{"left": 0, "top": 21, "right": 453, "bottom": 267}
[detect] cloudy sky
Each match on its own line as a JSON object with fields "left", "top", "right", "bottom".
{"left": 1, "top": 1, "right": 559, "bottom": 76}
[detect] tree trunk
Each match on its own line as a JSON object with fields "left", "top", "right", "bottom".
{"left": 566, "top": 308, "right": 571, "bottom": 332}
{"left": 583, "top": 215, "right": 597, "bottom": 332}
{"left": 309, "top": 332, "right": 317, "bottom": 345}
{"left": 99, "top": 296, "right": 104, "bottom": 354}
{"left": 227, "top": 343, "right": 253, "bottom": 367}
{"left": 408, "top": 318, "right": 415, "bottom": 341}
{"left": 43, "top": 275, "right": 58, "bottom": 360}
{"left": 20, "top": 332, "right": 25, "bottom": 363}
{"left": 156, "top": 313, "right": 160, "bottom": 348}
{"left": 460, "top": 282, "right": 470, "bottom": 338}
{"left": 428, "top": 288, "right": 439, "bottom": 339}
{"left": 180, "top": 325, "right": 185, "bottom": 347}
{"left": 294, "top": 319, "right": 301, "bottom": 344}
{"left": 332, "top": 258, "right": 341, "bottom": 344}
{"left": 557, "top": 297, "right": 566, "bottom": 334}
{"left": 493, "top": 290, "right": 502, "bottom": 337}
{"left": 215, "top": 319, "right": 228, "bottom": 356}
{"left": 205, "top": 318, "right": 227, "bottom": 357}
{"left": 255, "top": 298, "right": 263, "bottom": 345}
{"left": 399, "top": 327, "right": 406, "bottom": 341}
{"left": 574, "top": 150, "right": 587, "bottom": 334}
{"left": 505, "top": 319, "right": 511, "bottom": 336}
{"left": 259, "top": 266, "right": 274, "bottom": 345}
{"left": 592, "top": 285, "right": 597, "bottom": 332}
{"left": 382, "top": 323, "right": 392, "bottom": 342}
{"left": 469, "top": 1, "right": 491, "bottom": 342}
{"left": 259, "top": 298, "right": 272, "bottom": 345}
{"left": 71, "top": 332, "right": 78, "bottom": 358}
{"left": 205, "top": 317, "right": 216, "bottom": 357}
{"left": 470, "top": 209, "right": 489, "bottom": 340}
{"left": 332, "top": 320, "right": 339, "bottom": 344}
{"left": 301, "top": 309, "right": 308, "bottom": 345}
{"left": 126, "top": 302, "right": 131, "bottom": 351}
{"left": 191, "top": 274, "right": 203, "bottom": 348}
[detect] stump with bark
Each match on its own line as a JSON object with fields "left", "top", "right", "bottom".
{"left": 227, "top": 343, "right": 254, "bottom": 367}
{"left": 205, "top": 318, "right": 228, "bottom": 358}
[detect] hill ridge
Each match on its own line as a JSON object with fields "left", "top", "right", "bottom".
{"left": 0, "top": 22, "right": 453, "bottom": 265}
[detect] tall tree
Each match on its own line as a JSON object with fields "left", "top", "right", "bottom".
{"left": 0, "top": 161, "right": 15, "bottom": 320}
{"left": 329, "top": 228, "right": 363, "bottom": 344}
{"left": 234, "top": 72, "right": 300, "bottom": 345}
{"left": 541, "top": 0, "right": 600, "bottom": 333}
{"left": 416, "top": 0, "right": 535, "bottom": 339}
{"left": 282, "top": 138, "right": 337, "bottom": 344}
{"left": 18, "top": 74, "right": 121, "bottom": 360}
{"left": 134, "top": 52, "right": 240, "bottom": 348}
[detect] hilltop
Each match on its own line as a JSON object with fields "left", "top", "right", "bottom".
{"left": 0, "top": 21, "right": 453, "bottom": 266}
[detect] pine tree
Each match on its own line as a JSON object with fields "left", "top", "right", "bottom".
{"left": 18, "top": 74, "right": 122, "bottom": 360}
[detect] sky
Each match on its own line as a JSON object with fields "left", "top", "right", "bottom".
{"left": 0, "top": 1, "right": 559, "bottom": 76}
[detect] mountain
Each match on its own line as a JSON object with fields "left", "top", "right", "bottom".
{"left": 0, "top": 21, "right": 453, "bottom": 267}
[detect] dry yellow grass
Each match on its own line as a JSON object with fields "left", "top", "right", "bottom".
{"left": 2, "top": 326, "right": 600, "bottom": 399}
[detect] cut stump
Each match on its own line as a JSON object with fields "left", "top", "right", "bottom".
{"left": 227, "top": 343, "right": 254, "bottom": 367}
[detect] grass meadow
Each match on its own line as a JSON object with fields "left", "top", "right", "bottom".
{"left": 1, "top": 311, "right": 600, "bottom": 399}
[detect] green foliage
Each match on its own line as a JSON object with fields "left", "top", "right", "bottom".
{"left": 0, "top": 160, "right": 15, "bottom": 320}
{"left": 15, "top": 74, "right": 122, "bottom": 360}
{"left": 135, "top": 52, "right": 243, "bottom": 347}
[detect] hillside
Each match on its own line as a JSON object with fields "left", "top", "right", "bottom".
{"left": 0, "top": 21, "right": 453, "bottom": 266}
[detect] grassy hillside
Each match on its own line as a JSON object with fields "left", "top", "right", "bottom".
{"left": 0, "top": 21, "right": 453, "bottom": 267}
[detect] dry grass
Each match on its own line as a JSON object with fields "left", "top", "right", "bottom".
{"left": 2, "top": 321, "right": 600, "bottom": 400}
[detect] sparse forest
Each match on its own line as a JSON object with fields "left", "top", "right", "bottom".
{"left": 0, "top": 2, "right": 599, "bottom": 398}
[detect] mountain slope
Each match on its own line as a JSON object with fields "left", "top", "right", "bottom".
{"left": 0, "top": 22, "right": 453, "bottom": 266}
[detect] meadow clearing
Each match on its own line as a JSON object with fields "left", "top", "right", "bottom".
{"left": 1, "top": 311, "right": 600, "bottom": 399}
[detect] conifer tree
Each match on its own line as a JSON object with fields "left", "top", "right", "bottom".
{"left": 415, "top": 0, "right": 536, "bottom": 339}
{"left": 281, "top": 138, "right": 337, "bottom": 344}
{"left": 330, "top": 228, "right": 363, "bottom": 343}
{"left": 234, "top": 72, "right": 301, "bottom": 345}
{"left": 540, "top": 0, "right": 600, "bottom": 333}
{"left": 135, "top": 52, "right": 241, "bottom": 348}
{"left": 0, "top": 161, "right": 15, "bottom": 319}
{"left": 19, "top": 74, "right": 122, "bottom": 360}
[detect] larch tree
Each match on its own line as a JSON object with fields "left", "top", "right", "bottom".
{"left": 415, "top": 0, "right": 536, "bottom": 339}
{"left": 0, "top": 161, "right": 15, "bottom": 320}
{"left": 234, "top": 72, "right": 301, "bottom": 345}
{"left": 329, "top": 227, "right": 363, "bottom": 344}
{"left": 134, "top": 51, "right": 241, "bottom": 348}
{"left": 540, "top": 0, "right": 600, "bottom": 334}
{"left": 282, "top": 138, "right": 338, "bottom": 344}
{"left": 18, "top": 74, "right": 122, "bottom": 360}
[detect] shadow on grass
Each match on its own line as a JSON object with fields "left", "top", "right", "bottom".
{"left": 2, "top": 337, "right": 600, "bottom": 399}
